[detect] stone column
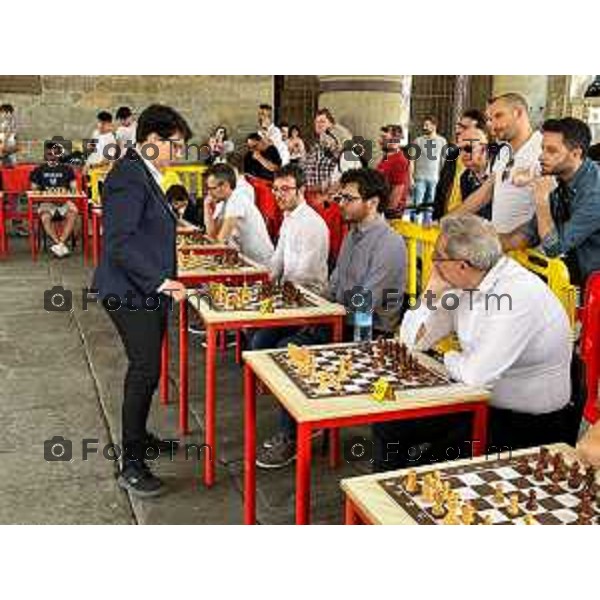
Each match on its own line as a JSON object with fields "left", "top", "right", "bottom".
{"left": 318, "top": 75, "right": 412, "bottom": 162}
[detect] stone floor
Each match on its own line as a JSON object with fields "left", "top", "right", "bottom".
{"left": 0, "top": 240, "right": 371, "bottom": 524}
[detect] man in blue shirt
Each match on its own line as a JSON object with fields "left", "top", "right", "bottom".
{"left": 501, "top": 117, "right": 600, "bottom": 290}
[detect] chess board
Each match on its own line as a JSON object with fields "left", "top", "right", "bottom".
{"left": 378, "top": 450, "right": 600, "bottom": 525}
{"left": 271, "top": 342, "right": 451, "bottom": 399}
{"left": 200, "top": 282, "right": 316, "bottom": 313}
{"left": 178, "top": 252, "right": 252, "bottom": 272}
{"left": 177, "top": 232, "right": 212, "bottom": 247}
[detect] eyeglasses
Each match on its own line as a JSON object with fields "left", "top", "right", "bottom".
{"left": 432, "top": 253, "right": 475, "bottom": 268}
{"left": 272, "top": 185, "right": 297, "bottom": 196}
{"left": 333, "top": 193, "right": 363, "bottom": 204}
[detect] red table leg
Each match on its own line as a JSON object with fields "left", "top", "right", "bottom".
{"left": 329, "top": 428, "right": 341, "bottom": 469}
{"left": 296, "top": 422, "right": 313, "bottom": 525}
{"left": 160, "top": 311, "right": 169, "bottom": 404}
{"left": 235, "top": 330, "right": 242, "bottom": 365}
{"left": 0, "top": 196, "right": 6, "bottom": 256}
{"left": 329, "top": 317, "right": 344, "bottom": 468}
{"left": 179, "top": 299, "right": 190, "bottom": 435}
{"left": 28, "top": 196, "right": 36, "bottom": 261}
{"left": 204, "top": 325, "right": 218, "bottom": 487}
{"left": 344, "top": 497, "right": 363, "bottom": 524}
{"left": 92, "top": 210, "right": 101, "bottom": 267}
{"left": 472, "top": 403, "right": 488, "bottom": 457}
{"left": 243, "top": 364, "right": 257, "bottom": 524}
{"left": 81, "top": 198, "right": 89, "bottom": 265}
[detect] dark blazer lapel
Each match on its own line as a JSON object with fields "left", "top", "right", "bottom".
{"left": 127, "top": 148, "right": 178, "bottom": 223}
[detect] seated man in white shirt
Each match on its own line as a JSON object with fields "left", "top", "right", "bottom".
{"left": 373, "top": 214, "right": 573, "bottom": 471}
{"left": 203, "top": 163, "right": 274, "bottom": 266}
{"left": 115, "top": 106, "right": 137, "bottom": 153}
{"left": 86, "top": 111, "right": 117, "bottom": 168}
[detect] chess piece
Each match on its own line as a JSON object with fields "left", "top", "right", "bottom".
{"left": 523, "top": 514, "right": 536, "bottom": 525}
{"left": 443, "top": 505, "right": 460, "bottom": 525}
{"left": 525, "top": 489, "right": 538, "bottom": 512}
{"left": 517, "top": 456, "right": 532, "bottom": 475}
{"left": 421, "top": 475, "right": 432, "bottom": 503}
{"left": 507, "top": 493, "right": 520, "bottom": 517}
{"left": 550, "top": 469, "right": 562, "bottom": 493}
{"left": 579, "top": 492, "right": 594, "bottom": 518}
{"left": 431, "top": 491, "right": 446, "bottom": 518}
{"left": 493, "top": 483, "right": 504, "bottom": 504}
{"left": 568, "top": 463, "right": 583, "bottom": 490}
{"left": 533, "top": 464, "right": 545, "bottom": 482}
{"left": 461, "top": 502, "right": 475, "bottom": 525}
{"left": 405, "top": 470, "right": 418, "bottom": 494}
{"left": 481, "top": 514, "right": 493, "bottom": 526}
{"left": 538, "top": 447, "right": 550, "bottom": 469}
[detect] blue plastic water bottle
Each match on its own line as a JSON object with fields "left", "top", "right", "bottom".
{"left": 353, "top": 310, "right": 373, "bottom": 342}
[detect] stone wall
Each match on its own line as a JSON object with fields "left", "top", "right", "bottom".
{"left": 1, "top": 75, "right": 274, "bottom": 161}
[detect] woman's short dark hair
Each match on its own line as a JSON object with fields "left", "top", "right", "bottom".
{"left": 542, "top": 117, "right": 592, "bottom": 156}
{"left": 97, "top": 111, "right": 113, "bottom": 123}
{"left": 340, "top": 168, "right": 391, "bottom": 213}
{"left": 0, "top": 104, "right": 14, "bottom": 113}
{"left": 289, "top": 125, "right": 301, "bottom": 137}
{"left": 165, "top": 184, "right": 189, "bottom": 205}
{"left": 206, "top": 163, "right": 237, "bottom": 190}
{"left": 116, "top": 106, "right": 132, "bottom": 121}
{"left": 274, "top": 163, "right": 305, "bottom": 189}
{"left": 246, "top": 132, "right": 262, "bottom": 143}
{"left": 136, "top": 104, "right": 193, "bottom": 144}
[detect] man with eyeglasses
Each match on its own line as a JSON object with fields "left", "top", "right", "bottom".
{"left": 456, "top": 126, "right": 492, "bottom": 220}
{"left": 203, "top": 163, "right": 274, "bottom": 266}
{"left": 372, "top": 214, "right": 572, "bottom": 472}
{"left": 254, "top": 167, "right": 406, "bottom": 469}
{"left": 432, "top": 109, "right": 487, "bottom": 221}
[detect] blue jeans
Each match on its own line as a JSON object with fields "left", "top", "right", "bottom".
{"left": 412, "top": 178, "right": 437, "bottom": 225}
{"left": 250, "top": 326, "right": 331, "bottom": 439}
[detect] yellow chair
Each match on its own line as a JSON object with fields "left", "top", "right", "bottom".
{"left": 88, "top": 166, "right": 110, "bottom": 205}
{"left": 163, "top": 164, "right": 207, "bottom": 198}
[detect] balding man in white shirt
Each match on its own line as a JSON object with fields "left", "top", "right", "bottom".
{"left": 373, "top": 214, "right": 574, "bottom": 471}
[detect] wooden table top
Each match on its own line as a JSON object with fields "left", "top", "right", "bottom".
{"left": 341, "top": 443, "right": 577, "bottom": 524}
{"left": 242, "top": 342, "right": 490, "bottom": 423}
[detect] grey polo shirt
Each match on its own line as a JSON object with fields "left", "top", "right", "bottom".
{"left": 329, "top": 215, "right": 406, "bottom": 334}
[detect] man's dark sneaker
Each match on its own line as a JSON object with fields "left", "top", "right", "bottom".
{"left": 256, "top": 433, "right": 296, "bottom": 469}
{"left": 144, "top": 432, "right": 180, "bottom": 455}
{"left": 262, "top": 429, "right": 323, "bottom": 449}
{"left": 117, "top": 461, "right": 163, "bottom": 498}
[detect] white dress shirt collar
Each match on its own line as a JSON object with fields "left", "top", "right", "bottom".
{"left": 136, "top": 147, "right": 163, "bottom": 187}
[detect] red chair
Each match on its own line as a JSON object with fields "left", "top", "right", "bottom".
{"left": 247, "top": 176, "right": 282, "bottom": 243}
{"left": 0, "top": 163, "right": 39, "bottom": 254}
{"left": 305, "top": 190, "right": 348, "bottom": 269}
{"left": 580, "top": 272, "right": 600, "bottom": 424}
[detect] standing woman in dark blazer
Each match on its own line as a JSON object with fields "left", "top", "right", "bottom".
{"left": 93, "top": 105, "right": 192, "bottom": 497}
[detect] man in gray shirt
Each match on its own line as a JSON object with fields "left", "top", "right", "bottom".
{"left": 410, "top": 116, "right": 447, "bottom": 225}
{"left": 256, "top": 168, "right": 407, "bottom": 469}
{"left": 329, "top": 169, "right": 407, "bottom": 336}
